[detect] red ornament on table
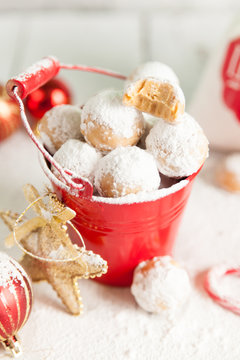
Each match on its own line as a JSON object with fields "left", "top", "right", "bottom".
{"left": 25, "top": 77, "right": 72, "bottom": 120}
{"left": 0, "top": 85, "right": 21, "bottom": 142}
{"left": 0, "top": 252, "right": 32, "bottom": 357}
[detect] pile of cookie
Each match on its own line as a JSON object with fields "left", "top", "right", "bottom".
{"left": 38, "top": 61, "right": 209, "bottom": 198}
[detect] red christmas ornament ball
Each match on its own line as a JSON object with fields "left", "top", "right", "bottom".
{"left": 0, "top": 252, "right": 33, "bottom": 356}
{"left": 25, "top": 77, "right": 72, "bottom": 120}
{"left": 0, "top": 85, "right": 21, "bottom": 142}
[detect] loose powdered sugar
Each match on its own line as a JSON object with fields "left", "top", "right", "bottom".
{"left": 131, "top": 256, "right": 191, "bottom": 316}
{"left": 38, "top": 104, "right": 83, "bottom": 154}
{"left": 126, "top": 61, "right": 179, "bottom": 87}
{"left": 52, "top": 139, "right": 102, "bottom": 183}
{"left": 146, "top": 113, "right": 209, "bottom": 178}
{"left": 94, "top": 146, "right": 161, "bottom": 197}
{"left": 81, "top": 89, "right": 144, "bottom": 139}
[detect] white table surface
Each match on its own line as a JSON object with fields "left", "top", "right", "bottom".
{"left": 0, "top": 11, "right": 240, "bottom": 360}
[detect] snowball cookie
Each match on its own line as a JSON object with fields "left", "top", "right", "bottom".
{"left": 123, "top": 78, "right": 185, "bottom": 124}
{"left": 131, "top": 256, "right": 191, "bottom": 314}
{"left": 138, "top": 113, "right": 159, "bottom": 149}
{"left": 216, "top": 153, "right": 240, "bottom": 193}
{"left": 38, "top": 104, "right": 83, "bottom": 154}
{"left": 52, "top": 139, "right": 102, "bottom": 183}
{"left": 94, "top": 146, "right": 160, "bottom": 198}
{"left": 81, "top": 89, "right": 145, "bottom": 152}
{"left": 126, "top": 61, "right": 179, "bottom": 87}
{"left": 146, "top": 113, "right": 209, "bottom": 178}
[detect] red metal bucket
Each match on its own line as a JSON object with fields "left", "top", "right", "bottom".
{"left": 7, "top": 56, "right": 202, "bottom": 287}
{"left": 40, "top": 155, "right": 199, "bottom": 286}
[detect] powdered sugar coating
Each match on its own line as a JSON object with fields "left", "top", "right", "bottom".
{"left": 81, "top": 89, "right": 144, "bottom": 140}
{"left": 224, "top": 153, "right": 240, "bottom": 181}
{"left": 0, "top": 252, "right": 30, "bottom": 292}
{"left": 52, "top": 139, "right": 102, "bottom": 183}
{"left": 126, "top": 61, "right": 179, "bottom": 86}
{"left": 38, "top": 104, "right": 82, "bottom": 154}
{"left": 139, "top": 113, "right": 159, "bottom": 149}
{"left": 40, "top": 152, "right": 188, "bottom": 204}
{"left": 146, "top": 113, "right": 209, "bottom": 177}
{"left": 94, "top": 146, "right": 160, "bottom": 198}
{"left": 131, "top": 256, "right": 191, "bottom": 315}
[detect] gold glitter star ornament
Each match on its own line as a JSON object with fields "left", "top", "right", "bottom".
{"left": 0, "top": 184, "right": 108, "bottom": 315}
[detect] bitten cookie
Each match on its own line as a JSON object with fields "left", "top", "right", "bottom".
{"left": 131, "top": 256, "right": 191, "bottom": 315}
{"left": 81, "top": 89, "right": 145, "bottom": 152}
{"left": 146, "top": 113, "right": 209, "bottom": 178}
{"left": 52, "top": 139, "right": 102, "bottom": 183}
{"left": 94, "top": 146, "right": 160, "bottom": 198}
{"left": 38, "top": 104, "right": 83, "bottom": 154}
{"left": 123, "top": 78, "right": 185, "bottom": 124}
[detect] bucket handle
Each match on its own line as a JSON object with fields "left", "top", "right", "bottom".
{"left": 6, "top": 56, "right": 126, "bottom": 199}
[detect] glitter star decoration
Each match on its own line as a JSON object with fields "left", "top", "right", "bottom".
{"left": 0, "top": 184, "right": 108, "bottom": 315}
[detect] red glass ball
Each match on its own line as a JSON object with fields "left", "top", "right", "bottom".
{"left": 0, "top": 85, "right": 21, "bottom": 141}
{"left": 0, "top": 252, "right": 33, "bottom": 341}
{"left": 25, "top": 78, "right": 72, "bottom": 120}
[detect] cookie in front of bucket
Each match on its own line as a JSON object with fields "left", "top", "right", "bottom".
{"left": 80, "top": 89, "right": 145, "bottom": 152}
{"left": 94, "top": 146, "right": 160, "bottom": 198}
{"left": 131, "top": 256, "right": 191, "bottom": 316}
{"left": 216, "top": 153, "right": 240, "bottom": 193}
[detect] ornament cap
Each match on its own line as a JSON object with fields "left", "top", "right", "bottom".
{"left": 3, "top": 335, "right": 22, "bottom": 358}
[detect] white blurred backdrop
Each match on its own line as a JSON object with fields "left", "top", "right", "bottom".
{"left": 0, "top": 0, "right": 239, "bottom": 103}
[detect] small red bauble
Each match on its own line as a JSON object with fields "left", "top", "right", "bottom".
{"left": 0, "top": 86, "right": 21, "bottom": 142}
{"left": 0, "top": 252, "right": 33, "bottom": 357}
{"left": 25, "top": 77, "right": 72, "bottom": 120}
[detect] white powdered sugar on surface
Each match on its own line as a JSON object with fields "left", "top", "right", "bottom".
{"left": 52, "top": 139, "right": 102, "bottom": 183}
{"left": 94, "top": 146, "right": 160, "bottom": 197}
{"left": 38, "top": 104, "right": 82, "bottom": 154}
{"left": 146, "top": 113, "right": 209, "bottom": 178}
{"left": 0, "top": 252, "right": 26, "bottom": 291}
{"left": 81, "top": 89, "right": 144, "bottom": 139}
{"left": 131, "top": 256, "right": 191, "bottom": 316}
{"left": 126, "top": 61, "right": 179, "bottom": 86}
{"left": 224, "top": 153, "right": 240, "bottom": 181}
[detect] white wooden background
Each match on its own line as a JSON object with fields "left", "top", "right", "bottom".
{"left": 0, "top": 8, "right": 238, "bottom": 102}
